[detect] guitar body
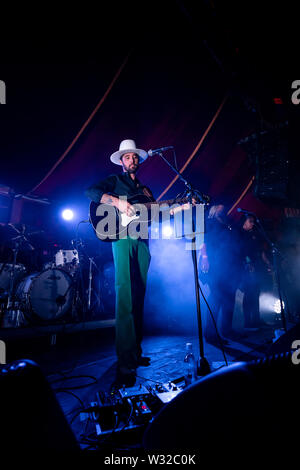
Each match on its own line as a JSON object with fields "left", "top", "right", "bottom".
{"left": 89, "top": 194, "right": 155, "bottom": 242}
{"left": 89, "top": 193, "right": 196, "bottom": 242}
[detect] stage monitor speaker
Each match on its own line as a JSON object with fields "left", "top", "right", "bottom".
{"left": 0, "top": 359, "right": 79, "bottom": 451}
{"left": 254, "top": 128, "right": 289, "bottom": 204}
{"left": 143, "top": 352, "right": 299, "bottom": 458}
{"left": 240, "top": 123, "right": 290, "bottom": 205}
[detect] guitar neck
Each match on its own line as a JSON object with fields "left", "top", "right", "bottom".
{"left": 143, "top": 197, "right": 188, "bottom": 209}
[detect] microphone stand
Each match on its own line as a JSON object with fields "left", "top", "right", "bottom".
{"left": 71, "top": 237, "right": 88, "bottom": 321}
{"left": 72, "top": 234, "right": 101, "bottom": 319}
{"left": 250, "top": 213, "right": 287, "bottom": 332}
{"left": 156, "top": 151, "right": 211, "bottom": 376}
{"left": 87, "top": 255, "right": 100, "bottom": 311}
{"left": 7, "top": 225, "right": 34, "bottom": 310}
{"left": 7, "top": 242, "right": 20, "bottom": 310}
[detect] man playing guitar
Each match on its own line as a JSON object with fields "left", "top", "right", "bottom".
{"left": 86, "top": 139, "right": 157, "bottom": 387}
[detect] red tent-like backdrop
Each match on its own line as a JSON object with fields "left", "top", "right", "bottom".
{"left": 1, "top": 35, "right": 290, "bottom": 232}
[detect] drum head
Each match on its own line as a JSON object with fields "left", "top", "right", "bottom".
{"left": 29, "top": 268, "right": 73, "bottom": 321}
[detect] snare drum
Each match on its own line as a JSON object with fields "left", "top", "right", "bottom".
{"left": 16, "top": 268, "right": 73, "bottom": 321}
{"left": 55, "top": 249, "right": 79, "bottom": 274}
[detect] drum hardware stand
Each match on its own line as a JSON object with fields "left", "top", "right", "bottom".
{"left": 87, "top": 256, "right": 101, "bottom": 312}
{"left": 0, "top": 261, "right": 7, "bottom": 278}
{"left": 6, "top": 225, "right": 33, "bottom": 309}
{"left": 73, "top": 237, "right": 103, "bottom": 318}
{"left": 3, "top": 224, "right": 33, "bottom": 327}
{"left": 56, "top": 254, "right": 100, "bottom": 321}
{"left": 155, "top": 150, "right": 211, "bottom": 377}
{"left": 7, "top": 244, "right": 19, "bottom": 310}
{"left": 70, "top": 238, "right": 86, "bottom": 320}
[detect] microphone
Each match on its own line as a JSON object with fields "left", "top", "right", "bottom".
{"left": 148, "top": 146, "right": 174, "bottom": 157}
{"left": 237, "top": 208, "right": 256, "bottom": 216}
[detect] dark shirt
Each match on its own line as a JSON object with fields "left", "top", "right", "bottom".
{"left": 205, "top": 217, "right": 242, "bottom": 283}
{"left": 239, "top": 228, "right": 265, "bottom": 271}
{"left": 85, "top": 172, "right": 155, "bottom": 203}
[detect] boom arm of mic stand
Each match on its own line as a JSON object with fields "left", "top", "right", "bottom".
{"left": 156, "top": 152, "right": 189, "bottom": 185}
{"left": 156, "top": 152, "right": 210, "bottom": 203}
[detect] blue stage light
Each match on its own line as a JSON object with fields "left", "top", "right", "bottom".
{"left": 274, "top": 298, "right": 285, "bottom": 314}
{"left": 62, "top": 209, "right": 74, "bottom": 221}
{"left": 162, "top": 225, "right": 173, "bottom": 237}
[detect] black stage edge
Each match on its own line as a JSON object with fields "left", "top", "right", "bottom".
{"left": 0, "top": 318, "right": 115, "bottom": 341}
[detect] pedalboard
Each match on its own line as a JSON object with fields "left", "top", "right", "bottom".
{"left": 88, "top": 377, "right": 185, "bottom": 437}
{"left": 119, "top": 383, "right": 149, "bottom": 399}
{"left": 151, "top": 377, "right": 185, "bottom": 403}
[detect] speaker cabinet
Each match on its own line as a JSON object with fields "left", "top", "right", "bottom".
{"left": 144, "top": 352, "right": 299, "bottom": 458}
{"left": 0, "top": 359, "right": 79, "bottom": 451}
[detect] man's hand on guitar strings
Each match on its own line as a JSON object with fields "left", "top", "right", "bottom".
{"left": 117, "top": 198, "right": 136, "bottom": 217}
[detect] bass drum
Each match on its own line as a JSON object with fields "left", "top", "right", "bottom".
{"left": 16, "top": 268, "right": 74, "bottom": 322}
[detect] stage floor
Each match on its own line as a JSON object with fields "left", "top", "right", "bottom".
{"left": 3, "top": 318, "right": 283, "bottom": 451}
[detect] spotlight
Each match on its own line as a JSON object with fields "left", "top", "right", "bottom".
{"left": 62, "top": 209, "right": 74, "bottom": 221}
{"left": 162, "top": 225, "right": 173, "bottom": 237}
{"left": 274, "top": 299, "right": 285, "bottom": 314}
{"left": 259, "top": 293, "right": 284, "bottom": 314}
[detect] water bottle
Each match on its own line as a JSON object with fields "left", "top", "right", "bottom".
{"left": 184, "top": 343, "right": 197, "bottom": 386}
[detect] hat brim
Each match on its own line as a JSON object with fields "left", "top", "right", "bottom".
{"left": 110, "top": 148, "right": 148, "bottom": 165}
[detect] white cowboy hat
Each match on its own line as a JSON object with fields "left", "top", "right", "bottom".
{"left": 110, "top": 139, "right": 148, "bottom": 165}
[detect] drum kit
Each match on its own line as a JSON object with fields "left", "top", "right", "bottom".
{"left": 0, "top": 223, "right": 102, "bottom": 327}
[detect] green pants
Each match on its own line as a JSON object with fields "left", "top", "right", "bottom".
{"left": 112, "top": 237, "right": 151, "bottom": 372}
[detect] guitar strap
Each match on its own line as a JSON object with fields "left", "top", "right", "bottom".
{"left": 142, "top": 187, "right": 155, "bottom": 201}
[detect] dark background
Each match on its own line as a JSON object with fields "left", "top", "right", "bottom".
{"left": 0, "top": 1, "right": 298, "bottom": 274}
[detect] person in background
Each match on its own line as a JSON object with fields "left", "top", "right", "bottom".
{"left": 239, "top": 215, "right": 272, "bottom": 330}
{"left": 198, "top": 204, "right": 242, "bottom": 343}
